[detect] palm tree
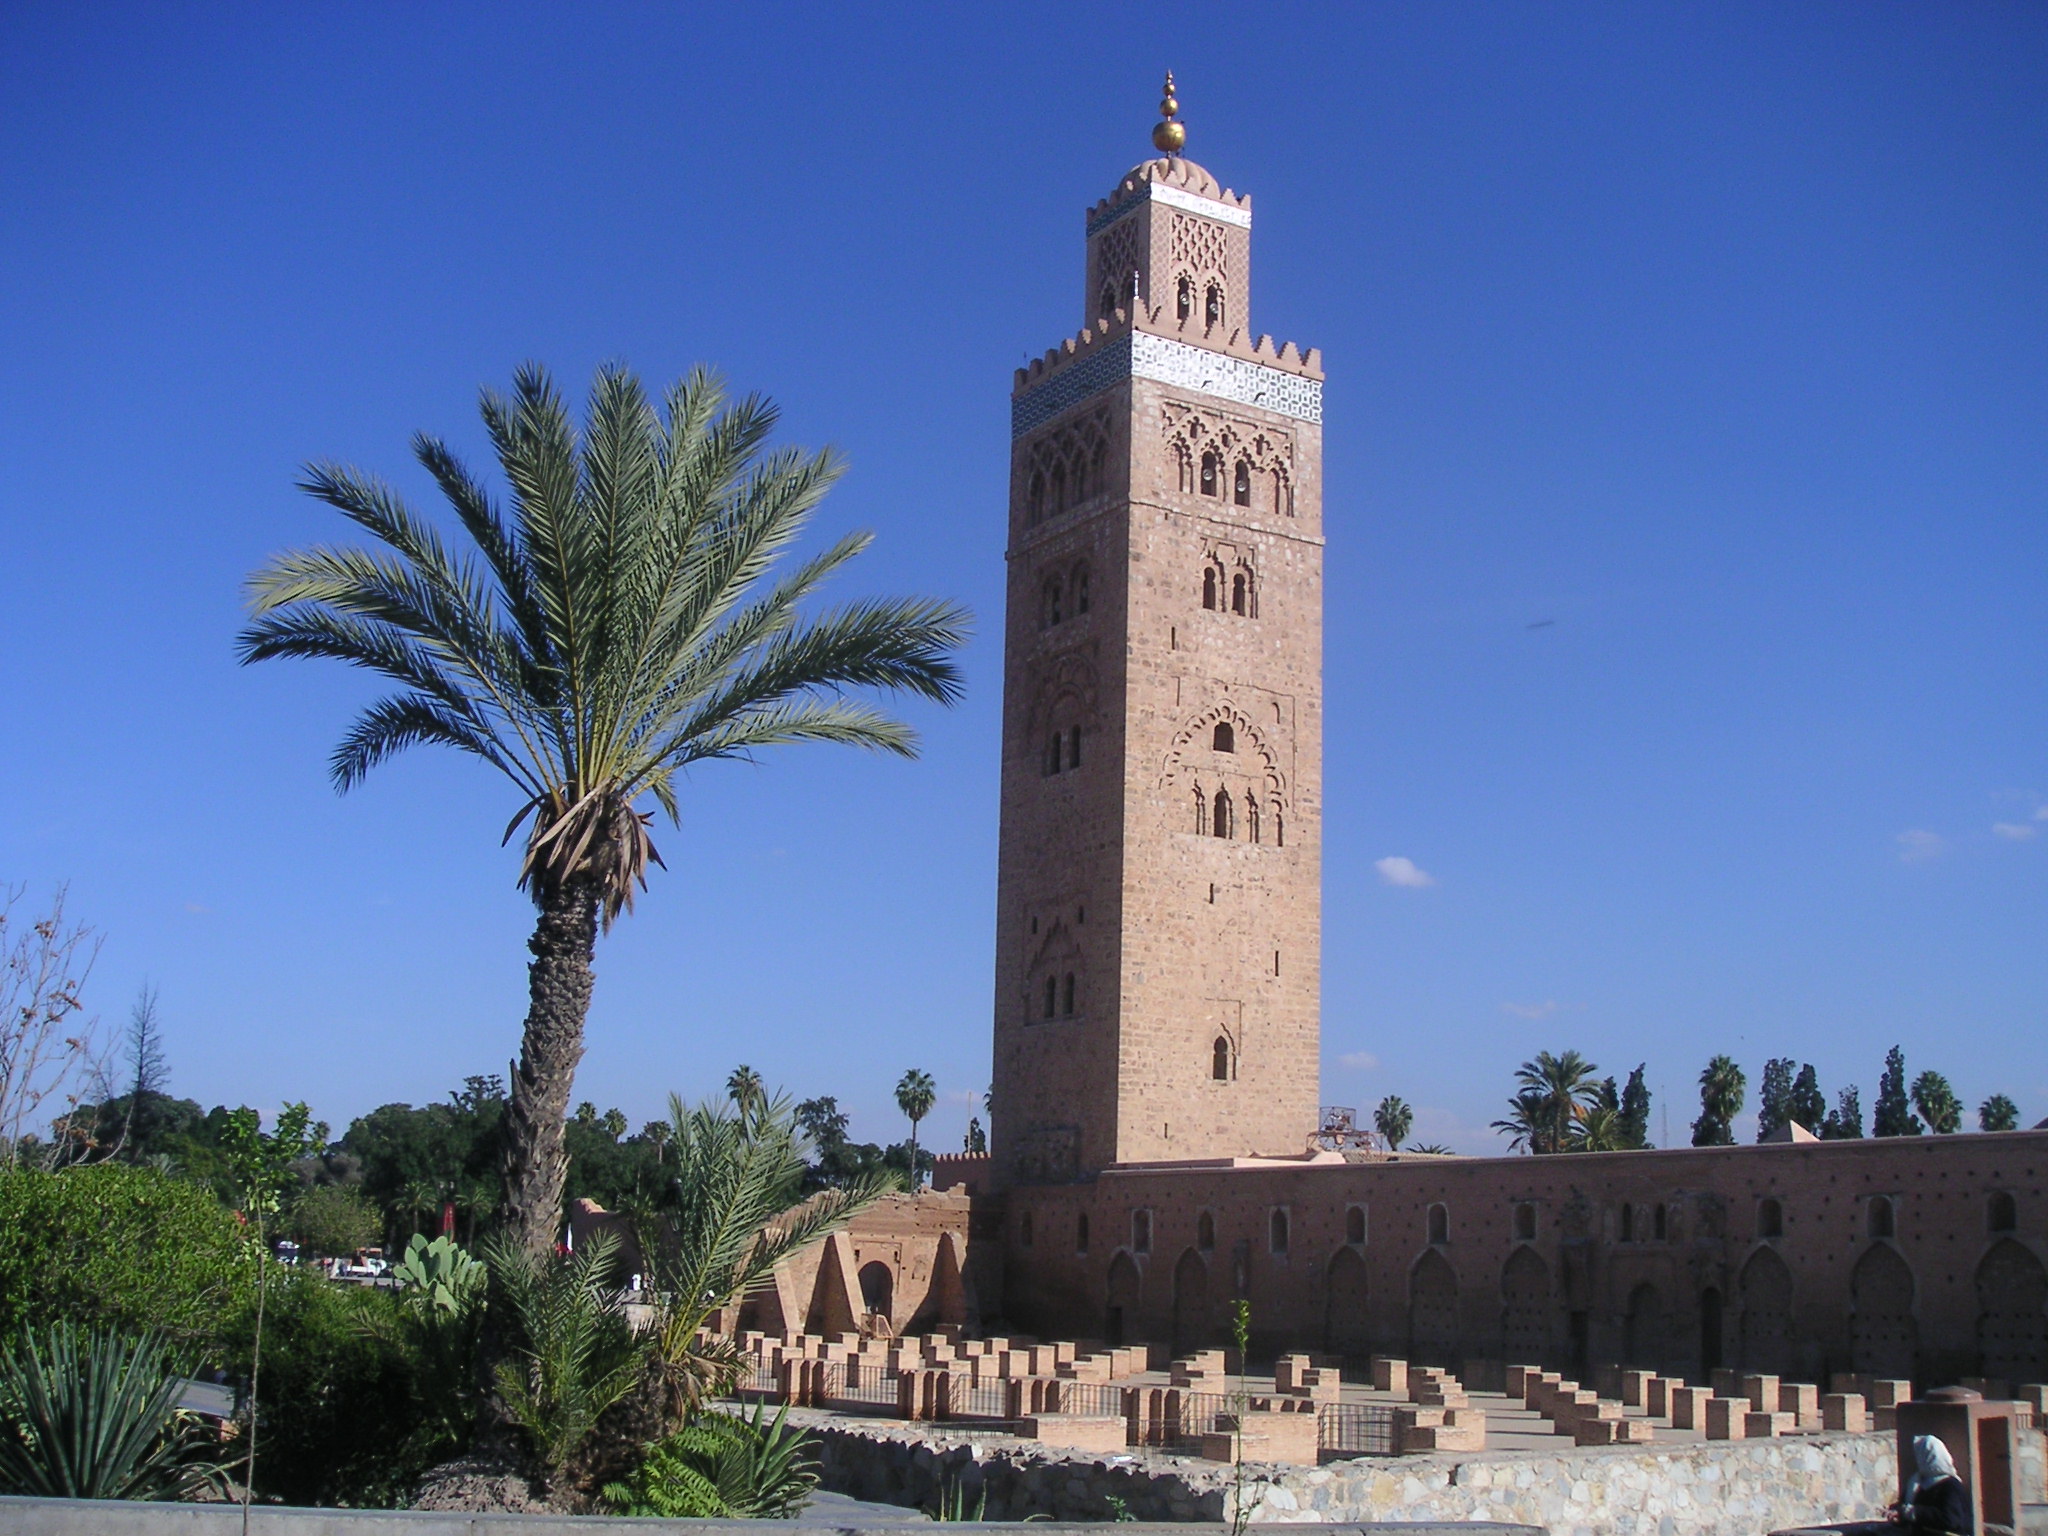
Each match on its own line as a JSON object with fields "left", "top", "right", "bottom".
{"left": 1571, "top": 1104, "right": 1628, "bottom": 1152}
{"left": 1511, "top": 1050, "right": 1602, "bottom": 1154}
{"left": 1372, "top": 1095, "right": 1413, "bottom": 1151}
{"left": 1692, "top": 1054, "right": 1746, "bottom": 1146}
{"left": 238, "top": 364, "right": 968, "bottom": 1258}
{"left": 726, "top": 1065, "right": 764, "bottom": 1118}
{"left": 894, "top": 1069, "right": 936, "bottom": 1188}
{"left": 1491, "top": 1089, "right": 1549, "bottom": 1153}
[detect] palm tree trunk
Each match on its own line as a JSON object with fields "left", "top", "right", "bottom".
{"left": 498, "top": 877, "right": 599, "bottom": 1260}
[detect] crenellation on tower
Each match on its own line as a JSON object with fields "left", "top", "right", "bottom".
{"left": 993, "top": 92, "right": 1325, "bottom": 1190}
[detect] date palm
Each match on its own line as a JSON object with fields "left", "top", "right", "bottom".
{"left": 894, "top": 1069, "right": 936, "bottom": 1188}
{"left": 1511, "top": 1050, "right": 1601, "bottom": 1155}
{"left": 1372, "top": 1095, "right": 1413, "bottom": 1151}
{"left": 239, "top": 363, "right": 967, "bottom": 1258}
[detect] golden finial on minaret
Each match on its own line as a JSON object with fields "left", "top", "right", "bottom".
{"left": 1151, "top": 71, "right": 1186, "bottom": 156}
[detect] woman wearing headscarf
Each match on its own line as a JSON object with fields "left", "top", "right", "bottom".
{"left": 1892, "top": 1434, "right": 1971, "bottom": 1535}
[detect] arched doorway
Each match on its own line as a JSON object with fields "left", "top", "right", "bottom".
{"left": 1409, "top": 1249, "right": 1459, "bottom": 1366}
{"left": 1500, "top": 1247, "right": 1552, "bottom": 1367}
{"left": 1106, "top": 1252, "right": 1142, "bottom": 1347}
{"left": 1977, "top": 1240, "right": 2048, "bottom": 1383}
{"left": 858, "top": 1261, "right": 894, "bottom": 1328}
{"left": 1324, "top": 1247, "right": 1370, "bottom": 1360}
{"left": 1173, "top": 1248, "right": 1210, "bottom": 1354}
{"left": 1851, "top": 1244, "right": 1918, "bottom": 1380}
{"left": 1625, "top": 1282, "right": 1668, "bottom": 1373}
{"left": 1738, "top": 1247, "right": 1794, "bottom": 1375}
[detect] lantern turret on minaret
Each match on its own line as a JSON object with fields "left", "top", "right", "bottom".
{"left": 990, "top": 83, "right": 1326, "bottom": 1186}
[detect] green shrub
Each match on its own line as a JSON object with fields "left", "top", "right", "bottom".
{"left": 0, "top": 1322, "right": 227, "bottom": 1500}
{"left": 0, "top": 1165, "right": 251, "bottom": 1347}
{"left": 221, "top": 1269, "right": 428, "bottom": 1508}
{"left": 601, "top": 1402, "right": 818, "bottom": 1518}
{"left": 285, "top": 1184, "right": 381, "bottom": 1258}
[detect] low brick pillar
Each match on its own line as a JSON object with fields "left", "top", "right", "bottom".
{"left": 1745, "top": 1410, "right": 1794, "bottom": 1438}
{"left": 1740, "top": 1373, "right": 1780, "bottom": 1411}
{"left": 1780, "top": 1381, "right": 1821, "bottom": 1426}
{"left": 1019, "top": 1414, "right": 1128, "bottom": 1454}
{"left": 1868, "top": 1378, "right": 1912, "bottom": 1409}
{"left": 1397, "top": 1404, "right": 1486, "bottom": 1452}
{"left": 1575, "top": 1415, "right": 1654, "bottom": 1446}
{"left": 1705, "top": 1396, "right": 1749, "bottom": 1440}
{"left": 1824, "top": 1392, "right": 1871, "bottom": 1432}
{"left": 1371, "top": 1355, "right": 1409, "bottom": 1394}
{"left": 1503, "top": 1363, "right": 1541, "bottom": 1398}
{"left": 1646, "top": 1377, "right": 1679, "bottom": 1418}
{"left": 1621, "top": 1369, "right": 1654, "bottom": 1408}
{"left": 1670, "top": 1386, "right": 1713, "bottom": 1431}
{"left": 1199, "top": 1409, "right": 1319, "bottom": 1465}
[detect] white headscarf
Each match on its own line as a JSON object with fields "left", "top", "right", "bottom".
{"left": 1905, "top": 1434, "right": 1960, "bottom": 1503}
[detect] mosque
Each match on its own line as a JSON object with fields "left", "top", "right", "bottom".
{"left": 746, "top": 81, "right": 2048, "bottom": 1393}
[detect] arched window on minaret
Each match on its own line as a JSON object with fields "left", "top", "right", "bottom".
{"left": 1043, "top": 575, "right": 1062, "bottom": 628}
{"left": 1246, "top": 796, "right": 1261, "bottom": 845}
{"left": 1193, "top": 787, "right": 1207, "bottom": 834}
{"left": 1212, "top": 1037, "right": 1232, "bottom": 1081}
{"left": 1177, "top": 275, "right": 1194, "bottom": 322}
{"left": 1205, "top": 282, "right": 1225, "bottom": 332}
{"left": 1067, "top": 726, "right": 1081, "bottom": 770}
{"left": 1234, "top": 460, "right": 1251, "bottom": 507}
{"left": 1028, "top": 471, "right": 1045, "bottom": 524}
{"left": 1049, "top": 462, "right": 1066, "bottom": 513}
{"left": 1099, "top": 280, "right": 1117, "bottom": 322}
{"left": 1043, "top": 975, "right": 1057, "bottom": 1020}
{"left": 1212, "top": 721, "right": 1234, "bottom": 753}
{"left": 1201, "top": 567, "right": 1217, "bottom": 610}
{"left": 1273, "top": 467, "right": 1291, "bottom": 516}
{"left": 1200, "top": 452, "right": 1218, "bottom": 497}
{"left": 1273, "top": 806, "right": 1284, "bottom": 847}
{"left": 1175, "top": 442, "right": 1194, "bottom": 494}
{"left": 1072, "top": 564, "right": 1090, "bottom": 615}
{"left": 1231, "top": 572, "right": 1247, "bottom": 615}
{"left": 1211, "top": 788, "right": 1233, "bottom": 839}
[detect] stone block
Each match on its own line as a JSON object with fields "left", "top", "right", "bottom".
{"left": 1401, "top": 1415, "right": 1486, "bottom": 1452}
{"left": 1621, "top": 1368, "right": 1654, "bottom": 1407}
{"left": 1705, "top": 1395, "right": 1748, "bottom": 1439}
{"left": 1503, "top": 1363, "right": 1541, "bottom": 1397}
{"left": 2016, "top": 1384, "right": 2048, "bottom": 1415}
{"left": 1371, "top": 1355, "right": 1409, "bottom": 1394}
{"left": 1875, "top": 1406, "right": 1898, "bottom": 1431}
{"left": 1059, "top": 1354, "right": 1113, "bottom": 1382}
{"left": 1646, "top": 1376, "right": 1677, "bottom": 1418}
{"left": 1744, "top": 1410, "right": 1794, "bottom": 1438}
{"left": 1741, "top": 1373, "right": 1780, "bottom": 1411}
{"left": 1575, "top": 1415, "right": 1653, "bottom": 1446}
{"left": 1018, "top": 1413, "right": 1128, "bottom": 1454}
{"left": 1274, "top": 1352, "right": 1314, "bottom": 1393}
{"left": 1780, "top": 1381, "right": 1820, "bottom": 1425}
{"left": 1824, "top": 1393, "right": 1871, "bottom": 1433}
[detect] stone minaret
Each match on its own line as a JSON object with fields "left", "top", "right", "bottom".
{"left": 991, "top": 79, "right": 1325, "bottom": 1185}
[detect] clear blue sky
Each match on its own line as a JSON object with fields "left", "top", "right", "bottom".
{"left": 2, "top": 4, "right": 2042, "bottom": 1155}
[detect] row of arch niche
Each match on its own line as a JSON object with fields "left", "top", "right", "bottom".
{"left": 1102, "top": 1235, "right": 2048, "bottom": 1380}
{"left": 1194, "top": 784, "right": 1279, "bottom": 844}
{"left": 1024, "top": 411, "right": 1112, "bottom": 526}
{"left": 784, "top": 1232, "right": 972, "bottom": 1340}
{"left": 1039, "top": 562, "right": 1091, "bottom": 629}
{"left": 1200, "top": 558, "right": 1256, "bottom": 618}
{"left": 1173, "top": 272, "right": 1227, "bottom": 334}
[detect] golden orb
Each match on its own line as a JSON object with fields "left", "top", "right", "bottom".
{"left": 1151, "top": 69, "right": 1184, "bottom": 155}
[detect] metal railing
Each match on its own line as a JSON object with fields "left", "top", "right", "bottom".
{"left": 1316, "top": 1401, "right": 1397, "bottom": 1457}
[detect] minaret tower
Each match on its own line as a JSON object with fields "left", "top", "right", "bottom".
{"left": 991, "top": 80, "right": 1325, "bottom": 1185}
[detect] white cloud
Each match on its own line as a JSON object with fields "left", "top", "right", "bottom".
{"left": 1994, "top": 822, "right": 2039, "bottom": 842}
{"left": 1338, "top": 1051, "right": 1380, "bottom": 1072}
{"left": 1897, "top": 830, "right": 1947, "bottom": 864}
{"left": 1501, "top": 1000, "right": 1561, "bottom": 1020}
{"left": 1375, "top": 855, "right": 1436, "bottom": 888}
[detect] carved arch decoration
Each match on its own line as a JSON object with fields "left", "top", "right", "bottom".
{"left": 1021, "top": 408, "right": 1114, "bottom": 526}
{"left": 1159, "top": 700, "right": 1286, "bottom": 841}
{"left": 1159, "top": 402, "right": 1294, "bottom": 514}
{"left": 1024, "top": 648, "right": 1100, "bottom": 743}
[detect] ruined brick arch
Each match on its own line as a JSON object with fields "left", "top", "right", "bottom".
{"left": 1500, "top": 1245, "right": 1552, "bottom": 1368}
{"left": 1172, "top": 1246, "right": 1211, "bottom": 1353}
{"left": 1850, "top": 1242, "right": 1918, "bottom": 1380}
{"left": 1976, "top": 1239, "right": 2048, "bottom": 1383}
{"left": 1738, "top": 1244, "right": 1795, "bottom": 1375}
{"left": 1325, "top": 1245, "right": 1371, "bottom": 1360}
{"left": 1408, "top": 1247, "right": 1459, "bottom": 1366}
